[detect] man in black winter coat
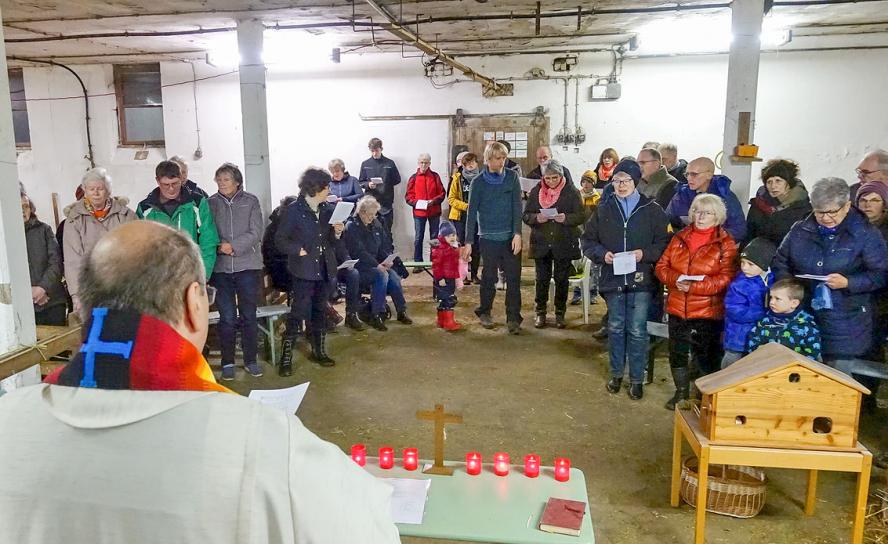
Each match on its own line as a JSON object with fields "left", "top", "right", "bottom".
{"left": 358, "top": 138, "right": 402, "bottom": 240}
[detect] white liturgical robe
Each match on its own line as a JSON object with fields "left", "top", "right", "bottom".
{"left": 0, "top": 384, "right": 401, "bottom": 544}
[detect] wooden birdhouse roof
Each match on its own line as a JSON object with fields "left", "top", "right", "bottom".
{"left": 695, "top": 343, "right": 871, "bottom": 395}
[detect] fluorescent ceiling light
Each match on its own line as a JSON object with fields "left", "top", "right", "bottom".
{"left": 206, "top": 30, "right": 339, "bottom": 69}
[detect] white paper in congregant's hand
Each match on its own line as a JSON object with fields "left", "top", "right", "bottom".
{"left": 677, "top": 274, "right": 706, "bottom": 282}
{"left": 796, "top": 274, "right": 831, "bottom": 282}
{"left": 519, "top": 177, "right": 538, "bottom": 192}
{"left": 380, "top": 477, "right": 431, "bottom": 525}
{"left": 612, "top": 251, "right": 637, "bottom": 275}
{"left": 416, "top": 200, "right": 429, "bottom": 211}
{"left": 370, "top": 177, "right": 384, "bottom": 188}
{"left": 326, "top": 194, "right": 339, "bottom": 203}
{"left": 328, "top": 201, "right": 355, "bottom": 224}
{"left": 337, "top": 259, "right": 359, "bottom": 270}
{"left": 540, "top": 208, "right": 558, "bottom": 218}
{"left": 248, "top": 382, "right": 310, "bottom": 415}
{"left": 382, "top": 254, "right": 398, "bottom": 267}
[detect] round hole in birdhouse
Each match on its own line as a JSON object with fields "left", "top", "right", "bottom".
{"left": 789, "top": 373, "right": 801, "bottom": 383}
{"left": 813, "top": 417, "right": 833, "bottom": 434}
{"left": 735, "top": 415, "right": 747, "bottom": 425}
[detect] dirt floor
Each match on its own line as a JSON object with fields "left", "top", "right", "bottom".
{"left": 220, "top": 270, "right": 888, "bottom": 544}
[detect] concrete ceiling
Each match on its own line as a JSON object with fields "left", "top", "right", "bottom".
{"left": 2, "top": 0, "right": 888, "bottom": 64}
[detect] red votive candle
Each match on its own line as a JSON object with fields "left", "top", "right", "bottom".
{"left": 494, "top": 452, "right": 510, "bottom": 476}
{"left": 524, "top": 454, "right": 540, "bottom": 478}
{"left": 554, "top": 457, "right": 571, "bottom": 482}
{"left": 403, "top": 448, "right": 419, "bottom": 471}
{"left": 351, "top": 444, "right": 367, "bottom": 467}
{"left": 379, "top": 446, "right": 394, "bottom": 469}
{"left": 466, "top": 452, "right": 482, "bottom": 475}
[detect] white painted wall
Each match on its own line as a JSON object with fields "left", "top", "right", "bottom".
{"left": 13, "top": 48, "right": 888, "bottom": 257}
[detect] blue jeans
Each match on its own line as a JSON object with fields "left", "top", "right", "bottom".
{"left": 370, "top": 268, "right": 407, "bottom": 315}
{"left": 413, "top": 215, "right": 440, "bottom": 261}
{"left": 337, "top": 267, "right": 360, "bottom": 314}
{"left": 210, "top": 269, "right": 261, "bottom": 366}
{"left": 604, "top": 290, "right": 652, "bottom": 384}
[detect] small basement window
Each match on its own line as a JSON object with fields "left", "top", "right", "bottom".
{"left": 8, "top": 68, "right": 30, "bottom": 147}
{"left": 114, "top": 63, "right": 165, "bottom": 146}
{"left": 788, "top": 373, "right": 801, "bottom": 383}
{"left": 813, "top": 417, "right": 832, "bottom": 434}
{"left": 735, "top": 415, "right": 747, "bottom": 426}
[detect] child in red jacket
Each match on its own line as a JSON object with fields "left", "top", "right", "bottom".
{"left": 431, "top": 220, "right": 462, "bottom": 331}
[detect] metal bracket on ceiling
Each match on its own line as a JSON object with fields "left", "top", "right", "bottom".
{"left": 577, "top": 6, "right": 582, "bottom": 31}
{"left": 535, "top": 2, "right": 541, "bottom": 36}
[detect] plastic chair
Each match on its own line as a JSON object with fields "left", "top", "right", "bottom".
{"left": 567, "top": 257, "right": 592, "bottom": 325}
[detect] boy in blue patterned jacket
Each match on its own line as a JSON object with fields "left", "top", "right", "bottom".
{"left": 721, "top": 237, "right": 776, "bottom": 368}
{"left": 747, "top": 279, "right": 822, "bottom": 361}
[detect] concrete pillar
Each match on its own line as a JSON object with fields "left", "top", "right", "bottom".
{"left": 0, "top": 5, "right": 38, "bottom": 354}
{"left": 720, "top": 0, "right": 764, "bottom": 206}
{"left": 237, "top": 19, "right": 273, "bottom": 221}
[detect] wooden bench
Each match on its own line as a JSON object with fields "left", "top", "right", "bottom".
{"left": 208, "top": 304, "right": 290, "bottom": 364}
{"left": 401, "top": 260, "right": 434, "bottom": 279}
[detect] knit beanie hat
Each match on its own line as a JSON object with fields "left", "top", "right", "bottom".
{"left": 857, "top": 181, "right": 888, "bottom": 207}
{"left": 740, "top": 237, "right": 778, "bottom": 271}
{"left": 543, "top": 159, "right": 564, "bottom": 177}
{"left": 438, "top": 220, "right": 457, "bottom": 238}
{"left": 612, "top": 159, "right": 642, "bottom": 185}
{"left": 580, "top": 169, "right": 598, "bottom": 185}
{"left": 761, "top": 159, "right": 800, "bottom": 188}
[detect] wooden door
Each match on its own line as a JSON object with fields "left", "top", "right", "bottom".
{"left": 452, "top": 114, "right": 550, "bottom": 265}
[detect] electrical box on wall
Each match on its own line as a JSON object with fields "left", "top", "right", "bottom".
{"left": 588, "top": 82, "right": 621, "bottom": 101}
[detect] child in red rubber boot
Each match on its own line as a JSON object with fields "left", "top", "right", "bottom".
{"left": 431, "top": 221, "right": 462, "bottom": 331}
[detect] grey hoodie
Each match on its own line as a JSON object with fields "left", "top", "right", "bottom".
{"left": 208, "top": 190, "right": 264, "bottom": 274}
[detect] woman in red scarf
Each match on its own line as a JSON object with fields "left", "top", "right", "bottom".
{"left": 522, "top": 160, "right": 585, "bottom": 328}
{"left": 656, "top": 193, "right": 738, "bottom": 410}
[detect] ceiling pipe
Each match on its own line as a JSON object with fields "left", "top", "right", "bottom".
{"left": 10, "top": 56, "right": 95, "bottom": 168}
{"left": 363, "top": 0, "right": 513, "bottom": 97}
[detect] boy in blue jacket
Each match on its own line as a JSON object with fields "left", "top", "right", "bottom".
{"left": 721, "top": 237, "right": 777, "bottom": 368}
{"left": 747, "top": 279, "right": 822, "bottom": 361}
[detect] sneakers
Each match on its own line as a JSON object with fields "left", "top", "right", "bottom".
{"left": 245, "top": 362, "right": 263, "bottom": 377}
{"left": 478, "top": 313, "right": 494, "bottom": 329}
{"left": 278, "top": 338, "right": 294, "bottom": 377}
{"left": 534, "top": 314, "right": 547, "bottom": 329}
{"left": 606, "top": 376, "right": 622, "bottom": 394}
{"left": 345, "top": 312, "right": 366, "bottom": 331}
{"left": 221, "top": 365, "right": 235, "bottom": 381}
{"left": 507, "top": 321, "right": 521, "bottom": 335}
{"left": 396, "top": 311, "right": 413, "bottom": 325}
{"left": 628, "top": 383, "right": 643, "bottom": 400}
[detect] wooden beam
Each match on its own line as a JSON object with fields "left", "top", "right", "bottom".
{"left": 0, "top": 325, "right": 80, "bottom": 380}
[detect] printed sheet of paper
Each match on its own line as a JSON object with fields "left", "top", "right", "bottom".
{"left": 370, "top": 177, "right": 384, "bottom": 188}
{"left": 416, "top": 199, "right": 429, "bottom": 211}
{"left": 382, "top": 254, "right": 398, "bottom": 267}
{"left": 380, "top": 477, "right": 431, "bottom": 525}
{"left": 540, "top": 208, "right": 558, "bottom": 218}
{"left": 328, "top": 201, "right": 355, "bottom": 224}
{"left": 519, "top": 177, "right": 538, "bottom": 192}
{"left": 612, "top": 251, "right": 637, "bottom": 275}
{"left": 248, "top": 382, "right": 309, "bottom": 415}
{"left": 677, "top": 274, "right": 706, "bottom": 282}
{"left": 337, "top": 259, "right": 359, "bottom": 270}
{"left": 796, "top": 274, "right": 831, "bottom": 281}
{"left": 325, "top": 194, "right": 339, "bottom": 203}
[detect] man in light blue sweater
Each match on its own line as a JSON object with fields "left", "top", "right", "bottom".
{"left": 462, "top": 142, "right": 524, "bottom": 334}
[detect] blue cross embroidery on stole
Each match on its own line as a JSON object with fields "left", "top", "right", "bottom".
{"left": 79, "top": 308, "right": 135, "bottom": 388}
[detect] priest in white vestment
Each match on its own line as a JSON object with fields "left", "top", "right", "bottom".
{"left": 0, "top": 221, "right": 401, "bottom": 544}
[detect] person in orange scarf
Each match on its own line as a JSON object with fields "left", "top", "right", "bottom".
{"left": 0, "top": 221, "right": 400, "bottom": 544}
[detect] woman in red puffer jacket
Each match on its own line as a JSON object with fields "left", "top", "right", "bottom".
{"left": 656, "top": 193, "right": 738, "bottom": 410}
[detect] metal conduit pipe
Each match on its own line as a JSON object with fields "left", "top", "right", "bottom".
{"left": 11, "top": 56, "right": 95, "bottom": 168}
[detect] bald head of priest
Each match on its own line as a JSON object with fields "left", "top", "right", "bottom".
{"left": 0, "top": 221, "right": 400, "bottom": 544}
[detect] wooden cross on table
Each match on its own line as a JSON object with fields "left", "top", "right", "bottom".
{"left": 417, "top": 403, "right": 463, "bottom": 476}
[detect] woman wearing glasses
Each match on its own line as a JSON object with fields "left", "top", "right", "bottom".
{"left": 773, "top": 177, "right": 888, "bottom": 364}
{"left": 745, "top": 159, "right": 812, "bottom": 247}
{"left": 656, "top": 194, "right": 738, "bottom": 410}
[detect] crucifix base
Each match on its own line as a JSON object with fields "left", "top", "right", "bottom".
{"left": 423, "top": 464, "right": 455, "bottom": 476}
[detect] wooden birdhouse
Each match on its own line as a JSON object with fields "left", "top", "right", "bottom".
{"left": 695, "top": 343, "right": 870, "bottom": 451}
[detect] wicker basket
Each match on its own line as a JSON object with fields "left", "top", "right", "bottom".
{"left": 679, "top": 457, "right": 767, "bottom": 518}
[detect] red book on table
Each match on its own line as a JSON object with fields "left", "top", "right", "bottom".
{"left": 539, "top": 497, "right": 586, "bottom": 537}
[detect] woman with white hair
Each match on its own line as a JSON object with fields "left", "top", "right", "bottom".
{"left": 773, "top": 177, "right": 888, "bottom": 362}
{"left": 327, "top": 158, "right": 364, "bottom": 204}
{"left": 405, "top": 152, "right": 445, "bottom": 262}
{"left": 63, "top": 167, "right": 136, "bottom": 314}
{"left": 656, "top": 193, "right": 738, "bottom": 410}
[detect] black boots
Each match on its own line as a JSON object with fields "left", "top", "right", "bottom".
{"left": 369, "top": 314, "right": 387, "bottom": 331}
{"left": 309, "top": 329, "right": 335, "bottom": 367}
{"left": 534, "top": 314, "right": 547, "bottom": 329}
{"left": 278, "top": 338, "right": 294, "bottom": 377}
{"left": 345, "top": 312, "right": 366, "bottom": 331}
{"left": 606, "top": 376, "right": 622, "bottom": 394}
{"left": 396, "top": 310, "right": 413, "bottom": 325}
{"left": 628, "top": 383, "right": 644, "bottom": 400}
{"left": 665, "top": 367, "right": 690, "bottom": 410}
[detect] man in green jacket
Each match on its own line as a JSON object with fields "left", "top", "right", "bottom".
{"left": 136, "top": 161, "right": 220, "bottom": 277}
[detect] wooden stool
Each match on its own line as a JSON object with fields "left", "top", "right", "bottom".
{"left": 670, "top": 408, "right": 872, "bottom": 544}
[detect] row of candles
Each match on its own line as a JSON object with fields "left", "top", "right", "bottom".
{"left": 351, "top": 444, "right": 571, "bottom": 482}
